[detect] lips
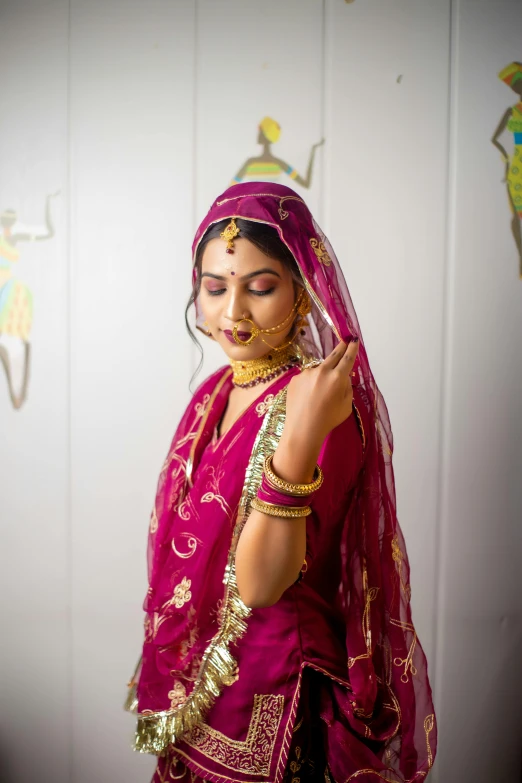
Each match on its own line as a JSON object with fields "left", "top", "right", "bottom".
{"left": 223, "top": 329, "right": 251, "bottom": 344}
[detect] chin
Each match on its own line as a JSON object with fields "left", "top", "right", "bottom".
{"left": 219, "top": 335, "right": 274, "bottom": 361}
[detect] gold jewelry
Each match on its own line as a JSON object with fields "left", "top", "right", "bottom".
{"left": 232, "top": 318, "right": 260, "bottom": 346}
{"left": 250, "top": 497, "right": 312, "bottom": 518}
{"left": 231, "top": 288, "right": 309, "bottom": 347}
{"left": 264, "top": 453, "right": 324, "bottom": 496}
{"left": 230, "top": 341, "right": 299, "bottom": 388}
{"left": 301, "top": 358, "right": 322, "bottom": 370}
{"left": 297, "top": 290, "right": 312, "bottom": 318}
{"left": 197, "top": 321, "right": 214, "bottom": 339}
{"left": 220, "top": 218, "right": 240, "bottom": 253}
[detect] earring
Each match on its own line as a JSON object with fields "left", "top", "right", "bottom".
{"left": 197, "top": 320, "right": 214, "bottom": 339}
{"left": 297, "top": 291, "right": 312, "bottom": 318}
{"left": 296, "top": 291, "right": 312, "bottom": 335}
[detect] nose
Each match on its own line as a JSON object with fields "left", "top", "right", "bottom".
{"left": 223, "top": 289, "right": 250, "bottom": 324}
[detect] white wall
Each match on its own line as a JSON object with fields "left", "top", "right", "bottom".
{"left": 0, "top": 1, "right": 520, "bottom": 782}
{"left": 435, "top": 1, "right": 522, "bottom": 780}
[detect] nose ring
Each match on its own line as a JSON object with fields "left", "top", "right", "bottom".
{"left": 232, "top": 318, "right": 260, "bottom": 346}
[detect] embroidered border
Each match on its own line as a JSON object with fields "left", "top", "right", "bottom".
{"left": 184, "top": 694, "right": 284, "bottom": 774}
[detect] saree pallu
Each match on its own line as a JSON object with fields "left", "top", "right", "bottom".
{"left": 129, "top": 365, "right": 383, "bottom": 783}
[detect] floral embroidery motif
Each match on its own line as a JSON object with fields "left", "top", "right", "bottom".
{"left": 185, "top": 693, "right": 285, "bottom": 774}
{"left": 177, "top": 498, "right": 192, "bottom": 521}
{"left": 168, "top": 680, "right": 187, "bottom": 709}
{"left": 255, "top": 393, "right": 275, "bottom": 416}
{"left": 424, "top": 713, "right": 435, "bottom": 768}
{"left": 168, "top": 460, "right": 188, "bottom": 513}
{"left": 201, "top": 464, "right": 232, "bottom": 515}
{"left": 179, "top": 605, "right": 199, "bottom": 660}
{"left": 149, "top": 508, "right": 158, "bottom": 534}
{"left": 309, "top": 237, "right": 332, "bottom": 266}
{"left": 171, "top": 533, "right": 201, "bottom": 560}
{"left": 390, "top": 618, "right": 418, "bottom": 683}
{"left": 150, "top": 611, "right": 169, "bottom": 640}
{"left": 289, "top": 745, "right": 302, "bottom": 782}
{"left": 172, "top": 577, "right": 192, "bottom": 609}
{"left": 201, "top": 491, "right": 230, "bottom": 515}
{"left": 278, "top": 195, "right": 306, "bottom": 220}
{"left": 391, "top": 534, "right": 412, "bottom": 600}
{"left": 194, "top": 393, "right": 211, "bottom": 420}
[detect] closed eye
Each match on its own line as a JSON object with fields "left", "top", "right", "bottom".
{"left": 250, "top": 287, "right": 275, "bottom": 297}
{"left": 206, "top": 287, "right": 275, "bottom": 297}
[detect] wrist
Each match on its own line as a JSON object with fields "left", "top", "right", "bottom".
{"left": 274, "top": 428, "right": 325, "bottom": 485}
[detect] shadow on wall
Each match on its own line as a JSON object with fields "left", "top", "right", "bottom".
{"left": 0, "top": 737, "right": 14, "bottom": 783}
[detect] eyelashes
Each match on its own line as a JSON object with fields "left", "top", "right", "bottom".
{"left": 205, "top": 287, "right": 275, "bottom": 298}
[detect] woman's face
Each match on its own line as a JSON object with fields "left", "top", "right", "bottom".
{"left": 199, "top": 236, "right": 298, "bottom": 361}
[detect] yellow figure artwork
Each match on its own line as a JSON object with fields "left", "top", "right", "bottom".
{"left": 492, "top": 62, "right": 522, "bottom": 278}
{"left": 230, "top": 116, "right": 324, "bottom": 188}
{"left": 0, "top": 191, "right": 59, "bottom": 409}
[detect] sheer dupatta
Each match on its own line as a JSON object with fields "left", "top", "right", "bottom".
{"left": 191, "top": 184, "right": 437, "bottom": 779}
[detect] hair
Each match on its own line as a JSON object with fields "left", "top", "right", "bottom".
{"left": 185, "top": 218, "right": 304, "bottom": 388}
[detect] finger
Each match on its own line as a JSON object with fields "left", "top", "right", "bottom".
{"left": 337, "top": 338, "right": 360, "bottom": 376}
{"left": 322, "top": 341, "right": 349, "bottom": 370}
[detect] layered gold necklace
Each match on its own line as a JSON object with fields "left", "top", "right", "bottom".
{"left": 230, "top": 342, "right": 301, "bottom": 388}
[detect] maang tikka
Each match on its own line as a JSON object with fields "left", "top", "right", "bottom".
{"left": 220, "top": 218, "right": 240, "bottom": 254}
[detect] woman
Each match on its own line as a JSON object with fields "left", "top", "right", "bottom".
{"left": 125, "top": 183, "right": 437, "bottom": 782}
{"left": 230, "top": 116, "right": 324, "bottom": 188}
{"left": 493, "top": 61, "right": 522, "bottom": 277}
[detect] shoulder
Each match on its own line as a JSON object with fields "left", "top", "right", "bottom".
{"left": 190, "top": 365, "right": 231, "bottom": 404}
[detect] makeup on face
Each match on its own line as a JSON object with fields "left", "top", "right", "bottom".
{"left": 223, "top": 329, "right": 252, "bottom": 344}
{"left": 199, "top": 238, "right": 295, "bottom": 358}
{"left": 201, "top": 269, "right": 281, "bottom": 297}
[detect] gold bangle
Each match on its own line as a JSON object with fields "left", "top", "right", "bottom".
{"left": 264, "top": 454, "right": 324, "bottom": 497}
{"left": 250, "top": 497, "right": 312, "bottom": 519}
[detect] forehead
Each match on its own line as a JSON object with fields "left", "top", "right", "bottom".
{"left": 201, "top": 237, "right": 286, "bottom": 273}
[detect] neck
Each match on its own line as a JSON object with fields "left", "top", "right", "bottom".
{"left": 229, "top": 342, "right": 301, "bottom": 388}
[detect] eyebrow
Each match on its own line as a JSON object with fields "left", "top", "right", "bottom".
{"left": 201, "top": 267, "right": 282, "bottom": 282}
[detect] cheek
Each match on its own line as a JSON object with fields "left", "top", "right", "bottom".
{"left": 199, "top": 293, "right": 222, "bottom": 323}
{"left": 255, "top": 289, "right": 297, "bottom": 328}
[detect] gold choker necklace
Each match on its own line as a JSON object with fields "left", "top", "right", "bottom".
{"left": 230, "top": 342, "right": 301, "bottom": 388}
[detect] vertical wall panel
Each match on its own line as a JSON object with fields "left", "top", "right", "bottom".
{"left": 435, "top": 0, "right": 522, "bottom": 780}
{"left": 194, "top": 0, "right": 326, "bottom": 381}
{"left": 324, "top": 0, "right": 452, "bottom": 680}
{"left": 69, "top": 2, "right": 195, "bottom": 780}
{"left": 0, "top": 1, "right": 70, "bottom": 781}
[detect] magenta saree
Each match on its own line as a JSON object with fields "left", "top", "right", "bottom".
{"left": 126, "top": 183, "right": 437, "bottom": 783}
